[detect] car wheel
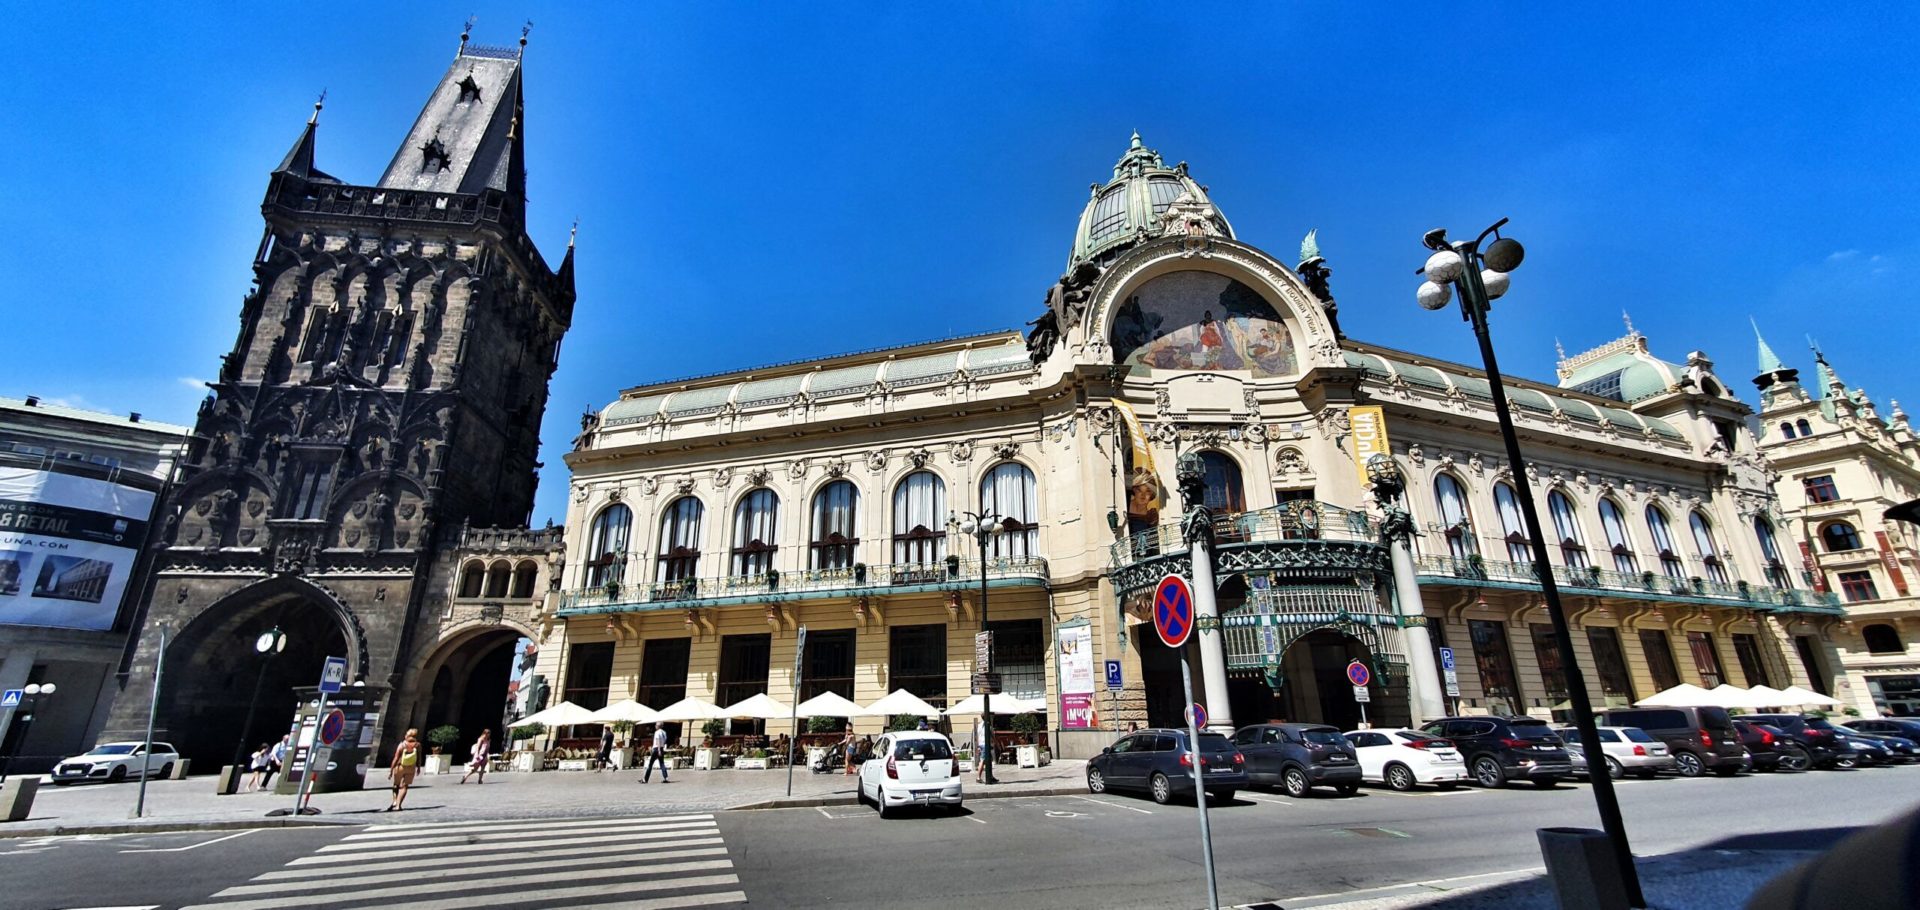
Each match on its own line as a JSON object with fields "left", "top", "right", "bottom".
{"left": 1087, "top": 768, "right": 1107, "bottom": 794}
{"left": 1334, "top": 782, "right": 1360, "bottom": 797}
{"left": 1673, "top": 751, "right": 1705, "bottom": 778}
{"left": 1834, "top": 753, "right": 1858, "bottom": 770}
{"left": 1604, "top": 757, "right": 1624, "bottom": 780}
{"left": 876, "top": 786, "right": 892, "bottom": 818}
{"left": 108, "top": 766, "right": 128, "bottom": 783}
{"left": 1282, "top": 767, "right": 1310, "bottom": 798}
{"left": 1473, "top": 757, "right": 1505, "bottom": 789}
{"left": 156, "top": 763, "right": 173, "bottom": 779}
{"left": 1713, "top": 765, "right": 1739, "bottom": 777}
{"left": 856, "top": 780, "right": 870, "bottom": 807}
{"left": 1149, "top": 772, "right": 1173, "bottom": 805}
{"left": 1384, "top": 763, "right": 1417, "bottom": 792}
{"left": 1779, "top": 745, "right": 1811, "bottom": 772}
{"left": 1212, "top": 789, "right": 1237, "bottom": 804}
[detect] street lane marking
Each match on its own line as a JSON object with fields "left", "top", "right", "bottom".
{"left": 187, "top": 864, "right": 736, "bottom": 910}
{"left": 258, "top": 836, "right": 725, "bottom": 880}
{"left": 1277, "top": 865, "right": 1543, "bottom": 905}
{"left": 121, "top": 830, "right": 254, "bottom": 853}
{"left": 966, "top": 814, "right": 987, "bottom": 824}
{"left": 816, "top": 807, "right": 833, "bottom": 818}
{"left": 316, "top": 818, "right": 715, "bottom": 852}
{"left": 1071, "top": 795, "right": 1153, "bottom": 814}
{"left": 293, "top": 826, "right": 719, "bottom": 864}
{"left": 216, "top": 847, "right": 730, "bottom": 895}
{"left": 335, "top": 874, "right": 741, "bottom": 910}
{"left": 350, "top": 812, "right": 714, "bottom": 838}
{"left": 1238, "top": 793, "right": 1293, "bottom": 805}
{"left": 518, "top": 892, "right": 747, "bottom": 910}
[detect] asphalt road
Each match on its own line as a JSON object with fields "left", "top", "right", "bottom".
{"left": 3, "top": 764, "right": 1913, "bottom": 910}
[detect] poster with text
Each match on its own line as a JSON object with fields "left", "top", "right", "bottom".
{"left": 1057, "top": 624, "right": 1096, "bottom": 729}
{"left": 0, "top": 467, "right": 155, "bottom": 630}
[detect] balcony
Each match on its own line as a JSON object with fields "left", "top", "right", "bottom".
{"left": 1108, "top": 502, "right": 1390, "bottom": 597}
{"left": 1414, "top": 554, "right": 1843, "bottom": 614}
{"left": 555, "top": 556, "right": 1050, "bottom": 616}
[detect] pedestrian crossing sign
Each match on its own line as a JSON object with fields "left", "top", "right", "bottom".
{"left": 0, "top": 689, "right": 19, "bottom": 708}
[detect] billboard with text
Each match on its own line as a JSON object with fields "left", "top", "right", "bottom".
{"left": 0, "top": 466, "right": 155, "bottom": 631}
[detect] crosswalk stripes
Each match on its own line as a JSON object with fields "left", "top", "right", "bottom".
{"left": 178, "top": 814, "right": 747, "bottom": 910}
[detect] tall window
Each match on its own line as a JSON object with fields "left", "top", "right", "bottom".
{"left": 458, "top": 562, "right": 484, "bottom": 598}
{"left": 512, "top": 562, "right": 538, "bottom": 598}
{"left": 1793, "top": 636, "right": 1830, "bottom": 695}
{"left": 1837, "top": 570, "right": 1881, "bottom": 602}
{"left": 889, "top": 624, "right": 949, "bottom": 709}
{"left": 1199, "top": 452, "right": 1246, "bottom": 515}
{"left": 485, "top": 562, "right": 510, "bottom": 597}
{"left": 809, "top": 481, "right": 860, "bottom": 570}
{"left": 717, "top": 633, "right": 772, "bottom": 719}
{"left": 1687, "top": 631, "right": 1725, "bottom": 688}
{"left": 1821, "top": 521, "right": 1863, "bottom": 552}
{"left": 1646, "top": 506, "right": 1685, "bottom": 579}
{"left": 1796, "top": 419, "right": 1812, "bottom": 436}
{"left": 1689, "top": 511, "right": 1729, "bottom": 584}
{"left": 980, "top": 462, "right": 1040, "bottom": 558}
{"left": 986, "top": 619, "right": 1047, "bottom": 702}
{"left": 564, "top": 642, "right": 615, "bottom": 712}
{"left": 1862, "top": 624, "right": 1904, "bottom": 654}
{"left": 730, "top": 489, "right": 780, "bottom": 576}
{"left": 1548, "top": 490, "right": 1590, "bottom": 570}
{"left": 1530, "top": 623, "right": 1570, "bottom": 721}
{"left": 656, "top": 497, "right": 704, "bottom": 582}
{"left": 1640, "top": 629, "right": 1682, "bottom": 692}
{"left": 892, "top": 471, "right": 947, "bottom": 565}
{"left": 1434, "top": 474, "right": 1476, "bottom": 561}
{"left": 1779, "top": 422, "right": 1797, "bottom": 440}
{"left": 801, "top": 629, "right": 856, "bottom": 701}
{"left": 637, "top": 638, "right": 691, "bottom": 709}
{"left": 1587, "top": 627, "right": 1637, "bottom": 706}
{"left": 1803, "top": 475, "right": 1840, "bottom": 504}
{"left": 1754, "top": 517, "right": 1790, "bottom": 588}
{"left": 1469, "top": 619, "right": 1524, "bottom": 711}
{"left": 1493, "top": 482, "right": 1532, "bottom": 563}
{"left": 585, "top": 504, "right": 632, "bottom": 588}
{"left": 1598, "top": 498, "right": 1638, "bottom": 574}
{"left": 1732, "top": 633, "right": 1772, "bottom": 687}
{"left": 289, "top": 458, "right": 335, "bottom": 520}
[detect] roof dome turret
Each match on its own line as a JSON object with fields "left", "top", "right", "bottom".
{"left": 1069, "top": 133, "right": 1231, "bottom": 267}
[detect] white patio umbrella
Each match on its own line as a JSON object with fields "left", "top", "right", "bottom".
{"left": 725, "top": 693, "right": 795, "bottom": 720}
{"left": 652, "top": 696, "right": 731, "bottom": 722}
{"left": 589, "top": 698, "right": 661, "bottom": 725}
{"left": 510, "top": 700, "right": 600, "bottom": 728}
{"left": 793, "top": 691, "right": 866, "bottom": 718}
{"left": 862, "top": 688, "right": 943, "bottom": 719}
{"left": 943, "top": 693, "right": 1047, "bottom": 715}
{"left": 1744, "top": 685, "right": 1796, "bottom": 707}
{"left": 1778, "top": 686, "right": 1844, "bottom": 707}
{"left": 1707, "top": 684, "right": 1767, "bottom": 709}
{"left": 1634, "top": 684, "right": 1719, "bottom": 707}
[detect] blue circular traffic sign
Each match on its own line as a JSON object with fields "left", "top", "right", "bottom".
{"left": 1346, "top": 660, "right": 1371, "bottom": 688}
{"left": 319, "top": 708, "right": 346, "bottom": 746}
{"left": 1186, "top": 702, "right": 1208, "bottom": 729}
{"left": 1153, "top": 575, "right": 1194, "bottom": 649}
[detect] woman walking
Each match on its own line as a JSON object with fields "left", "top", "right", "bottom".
{"left": 245, "top": 743, "right": 270, "bottom": 792}
{"left": 459, "top": 729, "right": 491, "bottom": 784}
{"left": 387, "top": 728, "right": 423, "bottom": 811}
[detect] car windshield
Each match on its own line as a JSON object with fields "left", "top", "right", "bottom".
{"left": 87, "top": 745, "right": 137, "bottom": 756}
{"left": 1395, "top": 731, "right": 1449, "bottom": 746}
{"left": 1195, "top": 733, "right": 1235, "bottom": 752}
{"left": 1805, "top": 718, "right": 1836, "bottom": 731}
{"left": 1301, "top": 729, "right": 1346, "bottom": 747}
{"left": 1622, "top": 728, "right": 1658, "bottom": 743}
{"left": 893, "top": 739, "right": 953, "bottom": 760}
{"left": 1510, "top": 722, "right": 1561, "bottom": 741}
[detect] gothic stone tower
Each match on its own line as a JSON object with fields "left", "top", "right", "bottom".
{"left": 104, "top": 37, "right": 575, "bottom": 768}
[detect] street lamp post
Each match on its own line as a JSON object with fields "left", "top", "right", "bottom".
{"left": 0, "top": 682, "right": 57, "bottom": 785}
{"left": 228, "top": 627, "right": 287, "bottom": 793}
{"left": 1416, "top": 220, "right": 1644, "bottom": 908}
{"left": 953, "top": 510, "right": 1003, "bottom": 785}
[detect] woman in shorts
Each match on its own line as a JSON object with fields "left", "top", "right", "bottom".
{"left": 387, "top": 728, "right": 423, "bottom": 811}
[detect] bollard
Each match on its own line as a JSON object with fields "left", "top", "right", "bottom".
{"left": 218, "top": 764, "right": 244, "bottom": 794}
{"left": 1, "top": 778, "right": 39, "bottom": 823}
{"left": 1538, "top": 827, "right": 1632, "bottom": 910}
{"left": 171, "top": 758, "right": 191, "bottom": 780}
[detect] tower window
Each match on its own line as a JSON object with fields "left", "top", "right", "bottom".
{"left": 457, "top": 74, "right": 482, "bottom": 104}
{"left": 421, "top": 136, "right": 452, "bottom": 173}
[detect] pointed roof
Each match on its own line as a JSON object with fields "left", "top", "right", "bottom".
{"left": 556, "top": 221, "right": 576, "bottom": 293}
{"left": 1752, "top": 318, "right": 1784, "bottom": 374}
{"left": 273, "top": 97, "right": 334, "bottom": 182}
{"left": 377, "top": 47, "right": 525, "bottom": 198}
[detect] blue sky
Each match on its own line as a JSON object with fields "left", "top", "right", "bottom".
{"left": 4, "top": 4, "right": 1916, "bottom": 525}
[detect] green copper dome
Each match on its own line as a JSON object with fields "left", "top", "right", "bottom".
{"left": 1069, "top": 133, "right": 1231, "bottom": 267}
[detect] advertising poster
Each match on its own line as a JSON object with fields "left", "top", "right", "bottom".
{"left": 1057, "top": 624, "right": 1096, "bottom": 729}
{"left": 0, "top": 467, "right": 155, "bottom": 631}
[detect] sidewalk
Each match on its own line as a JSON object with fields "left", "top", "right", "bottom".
{"left": 0, "top": 758, "right": 1089, "bottom": 837}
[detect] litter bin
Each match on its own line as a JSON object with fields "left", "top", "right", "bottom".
{"left": 1537, "top": 827, "right": 1632, "bottom": 910}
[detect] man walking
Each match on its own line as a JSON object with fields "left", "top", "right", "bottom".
{"left": 639, "top": 724, "right": 672, "bottom": 783}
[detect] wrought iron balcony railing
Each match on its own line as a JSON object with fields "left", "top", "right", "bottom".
{"left": 558, "top": 556, "right": 1050, "bottom": 614}
{"left": 1414, "top": 555, "right": 1842, "bottom": 612}
{"left": 1110, "top": 501, "right": 1376, "bottom": 569}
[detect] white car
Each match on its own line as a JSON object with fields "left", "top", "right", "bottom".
{"left": 1343, "top": 728, "right": 1469, "bottom": 791}
{"left": 1554, "top": 725, "right": 1677, "bottom": 779}
{"left": 52, "top": 741, "right": 181, "bottom": 785}
{"left": 856, "top": 731, "right": 963, "bottom": 817}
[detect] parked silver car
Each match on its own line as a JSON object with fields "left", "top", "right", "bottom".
{"left": 1555, "top": 725, "right": 1677, "bottom": 780}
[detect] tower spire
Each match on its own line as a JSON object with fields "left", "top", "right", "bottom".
{"left": 274, "top": 92, "right": 323, "bottom": 177}
{"left": 458, "top": 16, "right": 473, "bottom": 58}
{"left": 1751, "top": 317, "right": 1784, "bottom": 373}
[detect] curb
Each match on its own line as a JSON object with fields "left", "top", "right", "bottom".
{"left": 0, "top": 816, "right": 351, "bottom": 840}
{"left": 729, "top": 784, "right": 1087, "bottom": 811}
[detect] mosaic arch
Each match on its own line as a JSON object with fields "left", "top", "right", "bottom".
{"left": 1110, "top": 270, "right": 1298, "bottom": 377}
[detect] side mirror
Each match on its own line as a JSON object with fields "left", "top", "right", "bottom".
{"left": 1101, "top": 746, "right": 1113, "bottom": 754}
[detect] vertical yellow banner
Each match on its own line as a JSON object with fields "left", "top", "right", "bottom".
{"left": 1348, "top": 405, "right": 1391, "bottom": 487}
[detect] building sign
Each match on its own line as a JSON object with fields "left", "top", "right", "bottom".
{"left": 1057, "top": 624, "right": 1096, "bottom": 729}
{"left": 1347, "top": 406, "right": 1391, "bottom": 488}
{"left": 0, "top": 467, "right": 155, "bottom": 631}
{"left": 1875, "top": 531, "right": 1909, "bottom": 596}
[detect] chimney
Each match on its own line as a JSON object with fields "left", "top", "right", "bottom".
{"left": 24, "top": 396, "right": 39, "bottom": 407}
{"left": 129, "top": 412, "right": 142, "bottom": 423}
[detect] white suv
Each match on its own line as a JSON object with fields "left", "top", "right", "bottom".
{"left": 52, "top": 742, "right": 181, "bottom": 785}
{"left": 856, "top": 731, "right": 963, "bottom": 817}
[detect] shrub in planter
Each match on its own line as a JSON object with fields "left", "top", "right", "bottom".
{"left": 604, "top": 580, "right": 622, "bottom": 599}
{"left": 426, "top": 724, "right": 462, "bottom": 753}
{"left": 1641, "top": 570, "right": 1657, "bottom": 590}
{"left": 1585, "top": 565, "right": 1602, "bottom": 585}
{"left": 852, "top": 562, "right": 867, "bottom": 583}
{"left": 610, "top": 720, "right": 636, "bottom": 747}
{"left": 887, "top": 713, "right": 924, "bottom": 732}
{"left": 701, "top": 719, "right": 727, "bottom": 740}
{"left": 765, "top": 569, "right": 780, "bottom": 590}
{"left": 1010, "top": 713, "right": 1044, "bottom": 743}
{"left": 1465, "top": 554, "right": 1487, "bottom": 580}
{"left": 509, "top": 722, "right": 545, "bottom": 743}
{"left": 807, "top": 715, "right": 844, "bottom": 734}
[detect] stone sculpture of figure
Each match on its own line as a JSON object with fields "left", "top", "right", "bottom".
{"left": 1025, "top": 309, "right": 1061, "bottom": 366}
{"left": 1045, "top": 261, "right": 1103, "bottom": 332}
{"left": 1176, "top": 451, "right": 1213, "bottom": 546}
{"left": 573, "top": 410, "right": 601, "bottom": 451}
{"left": 1297, "top": 230, "right": 1343, "bottom": 340}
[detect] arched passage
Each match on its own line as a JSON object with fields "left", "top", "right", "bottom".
{"left": 158, "top": 576, "right": 360, "bottom": 771}
{"left": 406, "top": 625, "right": 528, "bottom": 759}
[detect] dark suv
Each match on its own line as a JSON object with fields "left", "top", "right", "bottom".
{"left": 1420, "top": 716, "right": 1572, "bottom": 788}
{"left": 1087, "top": 728, "right": 1249, "bottom": 805}
{"left": 1732, "top": 720, "right": 1785, "bottom": 772}
{"left": 1597, "top": 706, "right": 1745, "bottom": 777}
{"left": 1740, "top": 714, "right": 1844, "bottom": 770}
{"left": 1844, "top": 717, "right": 1920, "bottom": 742}
{"left": 1230, "top": 723, "right": 1362, "bottom": 798}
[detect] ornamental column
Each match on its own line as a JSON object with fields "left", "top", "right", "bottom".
{"left": 1177, "top": 453, "right": 1236, "bottom": 733}
{"left": 1366, "top": 458, "right": 1446, "bottom": 724}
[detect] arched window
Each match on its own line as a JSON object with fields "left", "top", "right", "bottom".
{"left": 1753, "top": 517, "right": 1790, "bottom": 588}
{"left": 1599, "top": 498, "right": 1638, "bottom": 574}
{"left": 485, "top": 561, "right": 510, "bottom": 598}
{"left": 656, "top": 497, "right": 704, "bottom": 582}
{"left": 730, "top": 489, "right": 780, "bottom": 576}
{"left": 1779, "top": 422, "right": 1797, "bottom": 440}
{"left": 981, "top": 462, "right": 1040, "bottom": 558}
{"left": 585, "top": 503, "right": 632, "bottom": 588}
{"left": 1199, "top": 452, "right": 1246, "bottom": 515}
{"left": 1646, "top": 506, "right": 1685, "bottom": 580}
{"left": 458, "top": 561, "right": 485, "bottom": 598}
{"left": 1796, "top": 419, "right": 1812, "bottom": 436}
{"left": 1548, "top": 491, "right": 1589, "bottom": 570}
{"left": 1493, "top": 482, "right": 1531, "bottom": 563}
{"left": 512, "top": 561, "right": 538, "bottom": 598}
{"left": 1690, "top": 511, "right": 1730, "bottom": 584}
{"left": 1863, "top": 623, "right": 1905, "bottom": 655}
{"left": 809, "top": 480, "right": 860, "bottom": 570}
{"left": 1821, "top": 521, "right": 1863, "bottom": 553}
{"left": 892, "top": 471, "right": 947, "bottom": 565}
{"left": 1433, "top": 474, "right": 1476, "bottom": 561}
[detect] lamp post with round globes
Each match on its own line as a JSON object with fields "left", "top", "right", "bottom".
{"left": 1416, "top": 220, "right": 1643, "bottom": 908}
{"left": 228, "top": 627, "right": 287, "bottom": 793}
{"left": 951, "top": 510, "right": 1004, "bottom": 785}
{"left": 0, "top": 682, "right": 56, "bottom": 784}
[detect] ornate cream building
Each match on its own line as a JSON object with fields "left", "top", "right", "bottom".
{"left": 535, "top": 135, "right": 1845, "bottom": 755}
{"left": 1752, "top": 333, "right": 1920, "bottom": 716}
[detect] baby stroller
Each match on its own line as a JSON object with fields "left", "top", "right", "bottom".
{"left": 810, "top": 743, "right": 846, "bottom": 774}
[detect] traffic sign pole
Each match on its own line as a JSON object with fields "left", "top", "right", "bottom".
{"left": 1181, "top": 655, "right": 1220, "bottom": 910}
{"left": 292, "top": 688, "right": 329, "bottom": 814}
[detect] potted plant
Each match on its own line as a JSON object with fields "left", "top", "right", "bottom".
{"left": 604, "top": 580, "right": 622, "bottom": 600}
{"left": 765, "top": 569, "right": 780, "bottom": 590}
{"left": 1585, "top": 565, "right": 1602, "bottom": 586}
{"left": 954, "top": 747, "right": 974, "bottom": 773}
{"left": 609, "top": 720, "right": 636, "bottom": 769}
{"left": 736, "top": 747, "right": 771, "bottom": 770}
{"left": 508, "top": 722, "right": 546, "bottom": 771}
{"left": 694, "top": 719, "right": 726, "bottom": 770}
{"left": 1010, "top": 714, "right": 1047, "bottom": 768}
{"left": 1640, "top": 570, "right": 1657, "bottom": 591}
{"left": 1465, "top": 553, "right": 1487, "bottom": 580}
{"left": 852, "top": 562, "right": 867, "bottom": 584}
{"left": 887, "top": 713, "right": 923, "bottom": 733}
{"left": 425, "top": 725, "right": 462, "bottom": 774}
